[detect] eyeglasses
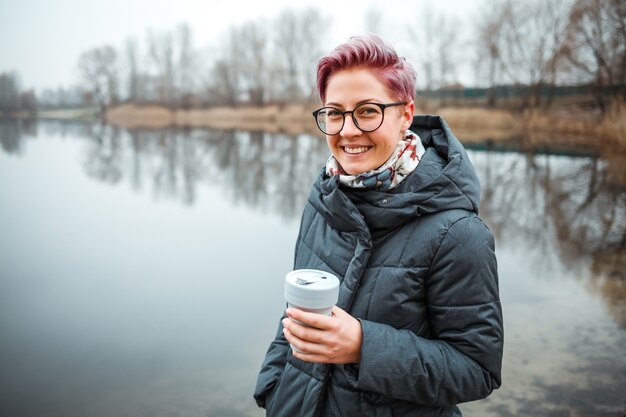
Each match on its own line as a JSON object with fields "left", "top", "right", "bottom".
{"left": 312, "top": 102, "right": 406, "bottom": 135}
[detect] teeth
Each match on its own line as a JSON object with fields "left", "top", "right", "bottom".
{"left": 344, "top": 146, "right": 369, "bottom": 154}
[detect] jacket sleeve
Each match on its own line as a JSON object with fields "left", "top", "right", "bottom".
{"left": 356, "top": 216, "right": 503, "bottom": 406}
{"left": 253, "top": 315, "right": 289, "bottom": 408}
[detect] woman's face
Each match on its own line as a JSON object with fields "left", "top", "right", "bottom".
{"left": 324, "top": 68, "right": 414, "bottom": 175}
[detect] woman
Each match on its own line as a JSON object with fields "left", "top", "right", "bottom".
{"left": 254, "top": 34, "right": 503, "bottom": 417}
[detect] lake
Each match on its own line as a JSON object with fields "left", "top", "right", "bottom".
{"left": 0, "top": 119, "right": 624, "bottom": 417}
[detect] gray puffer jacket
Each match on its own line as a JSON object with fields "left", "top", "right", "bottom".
{"left": 254, "top": 115, "right": 503, "bottom": 417}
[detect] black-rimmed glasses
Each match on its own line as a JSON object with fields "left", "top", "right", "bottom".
{"left": 312, "top": 102, "right": 406, "bottom": 135}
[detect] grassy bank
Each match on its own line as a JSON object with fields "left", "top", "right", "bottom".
{"left": 520, "top": 99, "right": 626, "bottom": 149}
{"left": 104, "top": 103, "right": 524, "bottom": 142}
{"left": 87, "top": 101, "right": 626, "bottom": 152}
{"left": 104, "top": 103, "right": 319, "bottom": 135}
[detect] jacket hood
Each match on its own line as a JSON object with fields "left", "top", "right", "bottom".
{"left": 308, "top": 115, "right": 481, "bottom": 237}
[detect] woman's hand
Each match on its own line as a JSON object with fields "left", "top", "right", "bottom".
{"left": 282, "top": 306, "right": 362, "bottom": 364}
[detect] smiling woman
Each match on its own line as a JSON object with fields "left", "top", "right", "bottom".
{"left": 254, "top": 34, "right": 504, "bottom": 417}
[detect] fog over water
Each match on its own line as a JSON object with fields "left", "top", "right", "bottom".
{"left": 0, "top": 119, "right": 624, "bottom": 417}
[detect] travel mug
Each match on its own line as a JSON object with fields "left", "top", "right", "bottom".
{"left": 284, "top": 269, "right": 340, "bottom": 352}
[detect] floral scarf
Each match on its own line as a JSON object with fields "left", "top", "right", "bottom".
{"left": 325, "top": 129, "right": 426, "bottom": 191}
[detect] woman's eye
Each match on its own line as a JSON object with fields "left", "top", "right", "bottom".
{"left": 326, "top": 110, "right": 342, "bottom": 118}
{"left": 358, "top": 106, "right": 380, "bottom": 116}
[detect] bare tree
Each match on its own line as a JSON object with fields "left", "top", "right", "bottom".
{"left": 408, "top": 7, "right": 460, "bottom": 91}
{"left": 125, "top": 37, "right": 141, "bottom": 102}
{"left": 207, "top": 59, "right": 240, "bottom": 106}
{"left": 206, "top": 28, "right": 243, "bottom": 106}
{"left": 475, "top": 0, "right": 573, "bottom": 108}
{"left": 436, "top": 14, "right": 460, "bottom": 89}
{"left": 77, "top": 45, "right": 119, "bottom": 113}
{"left": 561, "top": 0, "right": 626, "bottom": 111}
{"left": 0, "top": 72, "right": 20, "bottom": 112}
{"left": 176, "top": 23, "right": 198, "bottom": 107}
{"left": 474, "top": 2, "right": 506, "bottom": 104}
{"left": 238, "top": 21, "right": 269, "bottom": 105}
{"left": 17, "top": 90, "right": 37, "bottom": 112}
{"left": 147, "top": 30, "right": 176, "bottom": 106}
{"left": 273, "top": 8, "right": 329, "bottom": 103}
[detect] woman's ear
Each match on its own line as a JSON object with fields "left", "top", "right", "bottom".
{"left": 403, "top": 100, "right": 415, "bottom": 131}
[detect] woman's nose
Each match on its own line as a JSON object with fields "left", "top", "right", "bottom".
{"left": 340, "top": 114, "right": 361, "bottom": 137}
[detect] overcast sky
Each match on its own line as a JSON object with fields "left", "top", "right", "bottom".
{"left": 0, "top": 0, "right": 479, "bottom": 93}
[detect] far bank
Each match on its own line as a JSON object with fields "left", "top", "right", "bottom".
{"left": 103, "top": 101, "right": 625, "bottom": 149}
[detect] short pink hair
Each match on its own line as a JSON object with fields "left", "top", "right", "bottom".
{"left": 316, "top": 34, "right": 417, "bottom": 104}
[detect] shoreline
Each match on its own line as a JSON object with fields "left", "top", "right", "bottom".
{"left": 102, "top": 102, "right": 625, "bottom": 149}
{"left": 104, "top": 103, "right": 320, "bottom": 135}
{"left": 5, "top": 102, "right": 624, "bottom": 151}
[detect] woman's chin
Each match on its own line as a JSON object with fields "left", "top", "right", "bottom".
{"left": 338, "top": 156, "right": 373, "bottom": 175}
{"left": 339, "top": 158, "right": 382, "bottom": 175}
{"left": 337, "top": 161, "right": 358, "bottom": 175}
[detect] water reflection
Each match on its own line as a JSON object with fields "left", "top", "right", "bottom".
{"left": 465, "top": 148, "right": 626, "bottom": 417}
{"left": 473, "top": 149, "right": 626, "bottom": 329}
{"left": 1, "top": 120, "right": 624, "bottom": 416}
{"left": 71, "top": 123, "right": 329, "bottom": 216}
{"left": 0, "top": 118, "right": 37, "bottom": 154}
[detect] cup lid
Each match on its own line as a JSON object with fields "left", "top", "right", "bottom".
{"left": 284, "top": 269, "right": 340, "bottom": 309}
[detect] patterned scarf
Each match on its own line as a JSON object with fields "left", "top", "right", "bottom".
{"left": 325, "top": 129, "right": 426, "bottom": 191}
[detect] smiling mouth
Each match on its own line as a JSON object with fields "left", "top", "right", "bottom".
{"left": 343, "top": 146, "right": 372, "bottom": 155}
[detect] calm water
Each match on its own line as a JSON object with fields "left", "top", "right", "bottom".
{"left": 0, "top": 119, "right": 624, "bottom": 417}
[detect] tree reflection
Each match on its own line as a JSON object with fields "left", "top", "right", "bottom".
{"left": 83, "top": 123, "right": 123, "bottom": 183}
{"left": 196, "top": 128, "right": 328, "bottom": 219}
{"left": 0, "top": 119, "right": 23, "bottom": 154}
{"left": 0, "top": 118, "right": 37, "bottom": 155}
{"left": 2, "top": 121, "right": 624, "bottom": 327}
{"left": 74, "top": 125, "right": 328, "bottom": 215}
{"left": 475, "top": 147, "right": 626, "bottom": 328}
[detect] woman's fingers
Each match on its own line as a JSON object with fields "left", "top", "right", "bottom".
{"left": 282, "top": 317, "right": 327, "bottom": 345}
{"left": 282, "top": 327, "right": 327, "bottom": 356}
{"left": 285, "top": 308, "right": 334, "bottom": 330}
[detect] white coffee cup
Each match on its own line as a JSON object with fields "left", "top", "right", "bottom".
{"left": 284, "top": 269, "right": 340, "bottom": 352}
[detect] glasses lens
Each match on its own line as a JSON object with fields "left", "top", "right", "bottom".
{"left": 354, "top": 103, "right": 384, "bottom": 132}
{"left": 316, "top": 107, "right": 344, "bottom": 135}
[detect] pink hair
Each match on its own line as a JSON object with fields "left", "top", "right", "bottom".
{"left": 316, "top": 34, "right": 417, "bottom": 104}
